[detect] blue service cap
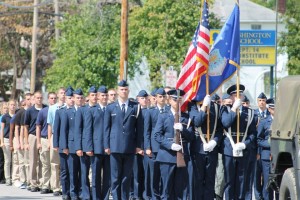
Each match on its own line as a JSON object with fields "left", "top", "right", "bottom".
{"left": 155, "top": 88, "right": 166, "bottom": 96}
{"left": 222, "top": 93, "right": 231, "bottom": 100}
{"left": 74, "top": 88, "right": 83, "bottom": 95}
{"left": 150, "top": 88, "right": 158, "bottom": 96}
{"left": 211, "top": 93, "right": 220, "bottom": 101}
{"left": 97, "top": 85, "right": 108, "bottom": 93}
{"left": 167, "top": 89, "right": 185, "bottom": 99}
{"left": 88, "top": 86, "right": 97, "bottom": 93}
{"left": 242, "top": 95, "right": 250, "bottom": 103}
{"left": 66, "top": 85, "right": 74, "bottom": 92}
{"left": 257, "top": 92, "right": 267, "bottom": 99}
{"left": 137, "top": 90, "right": 148, "bottom": 97}
{"left": 266, "top": 98, "right": 275, "bottom": 108}
{"left": 118, "top": 80, "right": 128, "bottom": 87}
{"left": 65, "top": 88, "right": 73, "bottom": 97}
{"left": 227, "top": 84, "right": 245, "bottom": 95}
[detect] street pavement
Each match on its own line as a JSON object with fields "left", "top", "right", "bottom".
{"left": 0, "top": 184, "right": 61, "bottom": 200}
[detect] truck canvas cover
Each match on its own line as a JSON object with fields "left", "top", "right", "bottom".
{"left": 271, "top": 75, "right": 300, "bottom": 139}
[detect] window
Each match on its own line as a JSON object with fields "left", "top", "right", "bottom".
{"left": 251, "top": 24, "right": 261, "bottom": 30}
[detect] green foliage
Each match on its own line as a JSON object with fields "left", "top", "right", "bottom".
{"left": 278, "top": 0, "right": 300, "bottom": 75}
{"left": 129, "top": 0, "right": 221, "bottom": 88}
{"left": 44, "top": 1, "right": 122, "bottom": 93}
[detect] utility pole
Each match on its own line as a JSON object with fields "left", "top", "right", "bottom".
{"left": 54, "top": 0, "right": 60, "bottom": 41}
{"left": 120, "top": 0, "right": 128, "bottom": 81}
{"left": 30, "top": 0, "right": 38, "bottom": 93}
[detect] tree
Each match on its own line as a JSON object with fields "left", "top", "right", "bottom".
{"left": 278, "top": 0, "right": 300, "bottom": 75}
{"left": 44, "top": 1, "right": 123, "bottom": 93}
{"left": 128, "top": 0, "right": 221, "bottom": 88}
{"left": 0, "top": 0, "right": 58, "bottom": 99}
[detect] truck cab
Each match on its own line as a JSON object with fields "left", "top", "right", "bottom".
{"left": 269, "top": 75, "right": 300, "bottom": 200}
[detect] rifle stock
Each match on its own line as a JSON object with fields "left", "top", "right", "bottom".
{"left": 174, "top": 89, "right": 186, "bottom": 168}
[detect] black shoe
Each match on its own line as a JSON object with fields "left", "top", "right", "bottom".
{"left": 27, "top": 186, "right": 31, "bottom": 191}
{"left": 0, "top": 180, "right": 6, "bottom": 184}
{"left": 215, "top": 195, "right": 223, "bottom": 200}
{"left": 40, "top": 189, "right": 50, "bottom": 194}
{"left": 53, "top": 191, "right": 62, "bottom": 196}
{"left": 31, "top": 187, "right": 40, "bottom": 192}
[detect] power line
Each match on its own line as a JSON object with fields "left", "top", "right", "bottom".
{"left": 0, "top": 0, "right": 53, "bottom": 9}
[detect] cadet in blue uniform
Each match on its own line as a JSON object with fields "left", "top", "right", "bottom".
{"left": 87, "top": 85, "right": 110, "bottom": 200}
{"left": 215, "top": 94, "right": 232, "bottom": 200}
{"left": 53, "top": 87, "right": 74, "bottom": 200}
{"left": 75, "top": 86, "right": 98, "bottom": 200}
{"left": 257, "top": 98, "right": 275, "bottom": 200}
{"left": 104, "top": 80, "right": 143, "bottom": 200}
{"left": 60, "top": 88, "right": 83, "bottom": 200}
{"left": 130, "top": 90, "right": 149, "bottom": 200}
{"left": 144, "top": 88, "right": 168, "bottom": 200}
{"left": 154, "top": 89, "right": 194, "bottom": 199}
{"left": 242, "top": 95, "right": 259, "bottom": 200}
{"left": 254, "top": 92, "right": 270, "bottom": 200}
{"left": 220, "top": 84, "right": 257, "bottom": 200}
{"left": 189, "top": 94, "right": 223, "bottom": 200}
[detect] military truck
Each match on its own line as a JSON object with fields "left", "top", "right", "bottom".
{"left": 269, "top": 75, "right": 300, "bottom": 200}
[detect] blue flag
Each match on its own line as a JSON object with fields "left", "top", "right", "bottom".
{"left": 195, "top": 2, "right": 240, "bottom": 101}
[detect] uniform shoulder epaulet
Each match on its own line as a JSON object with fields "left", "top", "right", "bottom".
{"left": 107, "top": 101, "right": 114, "bottom": 106}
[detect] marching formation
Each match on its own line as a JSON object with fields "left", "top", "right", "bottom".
{"left": 0, "top": 80, "right": 276, "bottom": 200}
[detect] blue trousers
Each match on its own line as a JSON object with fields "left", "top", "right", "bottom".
{"left": 91, "top": 154, "right": 104, "bottom": 200}
{"left": 59, "top": 153, "right": 70, "bottom": 197}
{"left": 254, "top": 158, "right": 263, "bottom": 199}
{"left": 68, "top": 153, "right": 81, "bottom": 199}
{"left": 160, "top": 162, "right": 188, "bottom": 200}
{"left": 143, "top": 155, "right": 152, "bottom": 199}
{"left": 80, "top": 154, "right": 91, "bottom": 200}
{"left": 261, "top": 159, "right": 273, "bottom": 200}
{"left": 110, "top": 153, "right": 134, "bottom": 200}
{"left": 193, "top": 153, "right": 218, "bottom": 200}
{"left": 130, "top": 154, "right": 144, "bottom": 199}
{"left": 223, "top": 154, "right": 247, "bottom": 200}
{"left": 149, "top": 152, "right": 162, "bottom": 200}
{"left": 244, "top": 150, "right": 256, "bottom": 200}
{"left": 102, "top": 155, "right": 111, "bottom": 200}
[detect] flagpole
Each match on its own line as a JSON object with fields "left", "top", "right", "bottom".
{"left": 236, "top": 71, "right": 240, "bottom": 143}
{"left": 205, "top": 0, "right": 210, "bottom": 142}
{"left": 236, "top": 0, "right": 240, "bottom": 143}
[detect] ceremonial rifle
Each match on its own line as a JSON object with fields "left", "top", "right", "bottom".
{"left": 174, "top": 89, "right": 186, "bottom": 167}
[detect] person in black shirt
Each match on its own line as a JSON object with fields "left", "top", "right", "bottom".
{"left": 0, "top": 102, "right": 8, "bottom": 184}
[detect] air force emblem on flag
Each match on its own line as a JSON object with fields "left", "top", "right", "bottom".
{"left": 208, "top": 49, "right": 227, "bottom": 76}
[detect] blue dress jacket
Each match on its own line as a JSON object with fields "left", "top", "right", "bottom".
{"left": 257, "top": 115, "right": 273, "bottom": 160}
{"left": 104, "top": 100, "right": 143, "bottom": 154}
{"left": 154, "top": 110, "right": 194, "bottom": 164}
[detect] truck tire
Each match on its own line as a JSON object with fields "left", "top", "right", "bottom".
{"left": 279, "top": 168, "right": 297, "bottom": 200}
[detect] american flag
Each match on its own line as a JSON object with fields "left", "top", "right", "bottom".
{"left": 176, "top": 0, "right": 210, "bottom": 111}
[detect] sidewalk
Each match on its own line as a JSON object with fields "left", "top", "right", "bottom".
{"left": 0, "top": 184, "right": 61, "bottom": 200}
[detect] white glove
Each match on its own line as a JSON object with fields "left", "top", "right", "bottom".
{"left": 171, "top": 143, "right": 182, "bottom": 151}
{"left": 206, "top": 140, "right": 217, "bottom": 152}
{"left": 203, "top": 95, "right": 211, "bottom": 107}
{"left": 231, "top": 99, "right": 242, "bottom": 111}
{"left": 203, "top": 143, "right": 209, "bottom": 152}
{"left": 235, "top": 142, "right": 246, "bottom": 150}
{"left": 266, "top": 104, "right": 269, "bottom": 109}
{"left": 174, "top": 123, "right": 183, "bottom": 131}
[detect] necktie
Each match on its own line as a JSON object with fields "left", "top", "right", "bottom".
{"left": 261, "top": 111, "right": 265, "bottom": 118}
{"left": 121, "top": 104, "right": 125, "bottom": 117}
{"left": 102, "top": 107, "right": 106, "bottom": 113}
{"left": 160, "top": 108, "right": 164, "bottom": 113}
